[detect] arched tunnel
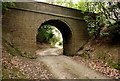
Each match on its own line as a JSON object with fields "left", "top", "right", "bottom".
{"left": 37, "top": 19, "right": 74, "bottom": 55}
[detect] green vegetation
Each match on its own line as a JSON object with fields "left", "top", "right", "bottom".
{"left": 2, "top": 2, "right": 15, "bottom": 12}
{"left": 55, "top": 1, "right": 120, "bottom": 39}
{"left": 109, "top": 63, "right": 120, "bottom": 70}
{"left": 37, "top": 25, "right": 63, "bottom": 46}
{"left": 58, "top": 41, "right": 63, "bottom": 46}
{"left": 3, "top": 38, "right": 23, "bottom": 57}
{"left": 56, "top": 0, "right": 75, "bottom": 8}
{"left": 83, "top": 2, "right": 120, "bottom": 39}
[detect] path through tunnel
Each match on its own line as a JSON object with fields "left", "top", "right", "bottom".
{"left": 36, "top": 20, "right": 73, "bottom": 56}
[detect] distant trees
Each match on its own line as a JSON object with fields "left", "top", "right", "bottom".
{"left": 37, "top": 25, "right": 63, "bottom": 46}
{"left": 55, "top": 0, "right": 75, "bottom": 8}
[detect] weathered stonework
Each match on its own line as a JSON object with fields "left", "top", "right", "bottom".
{"left": 2, "top": 2, "right": 89, "bottom": 58}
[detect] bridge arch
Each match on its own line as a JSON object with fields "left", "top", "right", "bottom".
{"left": 37, "top": 19, "right": 74, "bottom": 55}
{"left": 3, "top": 2, "right": 89, "bottom": 58}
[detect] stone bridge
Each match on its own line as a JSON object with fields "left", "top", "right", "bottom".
{"left": 3, "top": 2, "right": 90, "bottom": 58}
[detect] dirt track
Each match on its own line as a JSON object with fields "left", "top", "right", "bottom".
{"left": 36, "top": 47, "right": 109, "bottom": 79}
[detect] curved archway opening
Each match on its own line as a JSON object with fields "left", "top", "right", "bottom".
{"left": 36, "top": 19, "right": 73, "bottom": 56}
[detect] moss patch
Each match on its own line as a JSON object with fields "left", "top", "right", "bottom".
{"left": 2, "top": 38, "right": 37, "bottom": 59}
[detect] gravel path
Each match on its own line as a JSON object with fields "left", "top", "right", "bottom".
{"left": 37, "top": 48, "right": 109, "bottom": 79}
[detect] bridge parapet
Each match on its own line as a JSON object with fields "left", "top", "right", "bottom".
{"left": 10, "top": 2, "right": 88, "bottom": 21}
